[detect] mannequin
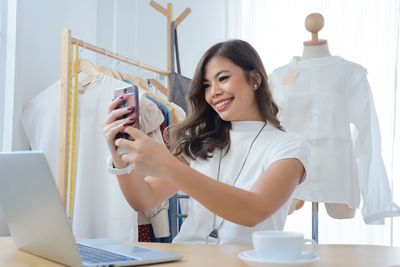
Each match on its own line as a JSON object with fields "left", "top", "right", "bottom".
{"left": 299, "top": 13, "right": 356, "bottom": 221}
{"left": 270, "top": 13, "right": 400, "bottom": 235}
{"left": 301, "top": 13, "right": 331, "bottom": 60}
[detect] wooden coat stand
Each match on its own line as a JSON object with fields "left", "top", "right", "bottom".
{"left": 149, "top": 0, "right": 191, "bottom": 74}
{"left": 148, "top": 2, "right": 193, "bottom": 238}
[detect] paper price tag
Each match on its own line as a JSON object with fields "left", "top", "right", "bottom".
{"left": 282, "top": 70, "right": 299, "bottom": 85}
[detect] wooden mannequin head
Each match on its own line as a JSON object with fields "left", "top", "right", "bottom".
{"left": 303, "top": 13, "right": 327, "bottom": 46}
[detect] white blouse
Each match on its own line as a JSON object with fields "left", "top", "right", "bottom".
{"left": 172, "top": 121, "right": 310, "bottom": 244}
{"left": 22, "top": 75, "right": 140, "bottom": 240}
{"left": 269, "top": 56, "right": 400, "bottom": 224}
{"left": 22, "top": 74, "right": 171, "bottom": 240}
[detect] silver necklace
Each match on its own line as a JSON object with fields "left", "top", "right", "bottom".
{"left": 205, "top": 122, "right": 268, "bottom": 245}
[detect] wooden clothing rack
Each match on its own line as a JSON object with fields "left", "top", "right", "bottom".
{"left": 58, "top": 1, "right": 191, "bottom": 210}
{"left": 58, "top": 28, "right": 167, "bottom": 208}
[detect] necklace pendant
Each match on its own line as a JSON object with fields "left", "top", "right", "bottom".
{"left": 208, "top": 229, "right": 219, "bottom": 239}
{"left": 205, "top": 229, "right": 220, "bottom": 245}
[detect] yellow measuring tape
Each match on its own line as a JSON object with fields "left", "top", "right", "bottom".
{"left": 67, "top": 44, "right": 80, "bottom": 220}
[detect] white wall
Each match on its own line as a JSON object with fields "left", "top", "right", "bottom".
{"left": 97, "top": 0, "right": 226, "bottom": 80}
{"left": 11, "top": 0, "right": 98, "bottom": 150}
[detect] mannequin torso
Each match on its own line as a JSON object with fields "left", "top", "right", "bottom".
{"left": 291, "top": 13, "right": 355, "bottom": 220}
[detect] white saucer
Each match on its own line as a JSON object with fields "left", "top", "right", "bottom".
{"left": 238, "top": 250, "right": 320, "bottom": 267}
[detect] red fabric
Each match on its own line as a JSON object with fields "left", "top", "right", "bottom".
{"left": 138, "top": 224, "right": 152, "bottom": 242}
{"left": 160, "top": 121, "right": 170, "bottom": 147}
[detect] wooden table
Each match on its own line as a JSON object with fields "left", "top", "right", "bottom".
{"left": 1, "top": 236, "right": 400, "bottom": 266}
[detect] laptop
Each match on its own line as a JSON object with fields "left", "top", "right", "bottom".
{"left": 0, "top": 151, "right": 182, "bottom": 266}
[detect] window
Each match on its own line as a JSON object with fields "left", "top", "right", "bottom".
{"left": 0, "top": 0, "right": 5, "bottom": 151}
{"left": 1, "top": 0, "right": 17, "bottom": 152}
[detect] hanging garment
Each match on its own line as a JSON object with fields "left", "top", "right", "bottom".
{"left": 22, "top": 75, "right": 137, "bottom": 240}
{"left": 146, "top": 92, "right": 186, "bottom": 147}
{"left": 115, "top": 85, "right": 173, "bottom": 241}
{"left": 22, "top": 74, "right": 164, "bottom": 240}
{"left": 269, "top": 56, "right": 400, "bottom": 224}
{"left": 72, "top": 75, "right": 138, "bottom": 240}
{"left": 139, "top": 93, "right": 186, "bottom": 242}
{"left": 136, "top": 94, "right": 169, "bottom": 242}
{"left": 168, "top": 72, "right": 191, "bottom": 113}
{"left": 22, "top": 81, "right": 63, "bottom": 179}
{"left": 168, "top": 23, "right": 192, "bottom": 114}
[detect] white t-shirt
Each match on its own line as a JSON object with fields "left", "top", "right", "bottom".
{"left": 22, "top": 75, "right": 139, "bottom": 241}
{"left": 172, "top": 121, "right": 310, "bottom": 244}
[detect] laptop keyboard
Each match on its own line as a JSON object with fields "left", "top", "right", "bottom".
{"left": 77, "top": 243, "right": 137, "bottom": 264}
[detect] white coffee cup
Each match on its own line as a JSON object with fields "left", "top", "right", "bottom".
{"left": 252, "top": 230, "right": 317, "bottom": 262}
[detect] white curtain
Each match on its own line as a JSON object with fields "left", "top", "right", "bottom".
{"left": 226, "top": 0, "right": 400, "bottom": 246}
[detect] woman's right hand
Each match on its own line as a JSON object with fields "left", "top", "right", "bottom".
{"left": 103, "top": 95, "right": 137, "bottom": 168}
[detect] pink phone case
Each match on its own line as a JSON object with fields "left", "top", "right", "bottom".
{"left": 114, "top": 86, "right": 140, "bottom": 140}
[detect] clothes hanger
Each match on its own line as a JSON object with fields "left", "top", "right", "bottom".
{"left": 97, "top": 65, "right": 124, "bottom": 81}
{"left": 95, "top": 51, "right": 125, "bottom": 80}
{"left": 78, "top": 59, "right": 100, "bottom": 93}
{"left": 77, "top": 42, "right": 100, "bottom": 93}
{"left": 108, "top": 54, "right": 125, "bottom": 80}
{"left": 79, "top": 58, "right": 100, "bottom": 76}
{"left": 149, "top": 78, "right": 169, "bottom": 96}
{"left": 119, "top": 71, "right": 150, "bottom": 92}
{"left": 86, "top": 54, "right": 151, "bottom": 92}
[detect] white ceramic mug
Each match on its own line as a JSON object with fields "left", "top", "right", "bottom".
{"left": 252, "top": 230, "right": 317, "bottom": 262}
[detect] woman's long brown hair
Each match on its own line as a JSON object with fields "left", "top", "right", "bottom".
{"left": 171, "top": 39, "right": 282, "bottom": 160}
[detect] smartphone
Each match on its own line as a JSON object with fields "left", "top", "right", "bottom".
{"left": 114, "top": 86, "right": 140, "bottom": 140}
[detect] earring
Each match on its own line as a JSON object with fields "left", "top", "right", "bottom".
{"left": 254, "top": 84, "right": 258, "bottom": 90}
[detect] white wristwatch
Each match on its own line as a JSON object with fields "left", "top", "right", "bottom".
{"left": 107, "top": 156, "right": 133, "bottom": 175}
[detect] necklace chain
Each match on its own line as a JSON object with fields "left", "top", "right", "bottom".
{"left": 206, "top": 122, "right": 268, "bottom": 244}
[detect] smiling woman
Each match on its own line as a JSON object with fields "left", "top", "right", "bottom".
{"left": 104, "top": 39, "right": 311, "bottom": 245}
{"left": 173, "top": 40, "right": 283, "bottom": 160}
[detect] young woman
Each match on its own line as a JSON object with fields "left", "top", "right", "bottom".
{"left": 103, "top": 40, "right": 309, "bottom": 244}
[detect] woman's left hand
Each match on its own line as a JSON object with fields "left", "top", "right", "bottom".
{"left": 115, "top": 126, "right": 175, "bottom": 177}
